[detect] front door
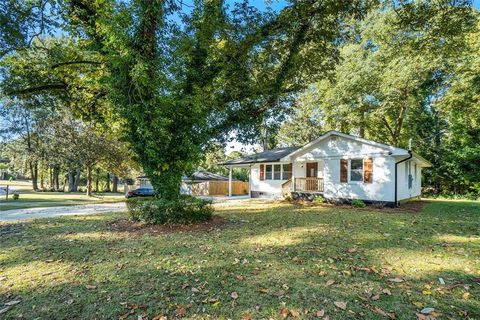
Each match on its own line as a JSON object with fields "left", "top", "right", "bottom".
{"left": 306, "top": 162, "right": 318, "bottom": 191}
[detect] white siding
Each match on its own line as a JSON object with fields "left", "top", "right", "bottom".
{"left": 322, "top": 156, "right": 395, "bottom": 202}
{"left": 294, "top": 136, "right": 388, "bottom": 161}
{"left": 396, "top": 160, "right": 422, "bottom": 201}
{"left": 247, "top": 134, "right": 423, "bottom": 203}
{"left": 250, "top": 163, "right": 286, "bottom": 196}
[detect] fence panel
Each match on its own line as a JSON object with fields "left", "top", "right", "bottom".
{"left": 207, "top": 181, "right": 249, "bottom": 196}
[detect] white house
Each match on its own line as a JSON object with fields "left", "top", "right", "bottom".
{"left": 221, "top": 131, "right": 432, "bottom": 206}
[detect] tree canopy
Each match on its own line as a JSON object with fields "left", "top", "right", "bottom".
{"left": 0, "top": 0, "right": 478, "bottom": 202}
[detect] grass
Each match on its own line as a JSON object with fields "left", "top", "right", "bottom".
{"left": 0, "top": 180, "right": 125, "bottom": 210}
{"left": 0, "top": 199, "right": 479, "bottom": 319}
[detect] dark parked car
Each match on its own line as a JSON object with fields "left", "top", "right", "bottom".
{"left": 125, "top": 188, "right": 155, "bottom": 198}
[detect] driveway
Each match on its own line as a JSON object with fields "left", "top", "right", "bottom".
{"left": 0, "top": 202, "right": 127, "bottom": 221}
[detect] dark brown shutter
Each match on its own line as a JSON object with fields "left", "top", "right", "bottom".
{"left": 364, "top": 158, "right": 373, "bottom": 183}
{"left": 259, "top": 164, "right": 265, "bottom": 181}
{"left": 340, "top": 159, "right": 348, "bottom": 183}
{"left": 288, "top": 163, "right": 293, "bottom": 179}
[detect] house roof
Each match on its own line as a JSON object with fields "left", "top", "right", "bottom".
{"left": 137, "top": 170, "right": 232, "bottom": 182}
{"left": 183, "top": 170, "right": 231, "bottom": 181}
{"left": 220, "top": 146, "right": 301, "bottom": 166}
{"left": 222, "top": 130, "right": 432, "bottom": 167}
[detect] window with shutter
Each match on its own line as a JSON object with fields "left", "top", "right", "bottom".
{"left": 364, "top": 158, "right": 373, "bottom": 183}
{"left": 340, "top": 159, "right": 348, "bottom": 183}
{"left": 259, "top": 164, "right": 264, "bottom": 181}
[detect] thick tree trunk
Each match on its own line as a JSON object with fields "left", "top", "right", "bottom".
{"left": 30, "top": 161, "right": 38, "bottom": 190}
{"left": 95, "top": 168, "right": 100, "bottom": 192}
{"left": 147, "top": 169, "right": 181, "bottom": 200}
{"left": 105, "top": 172, "right": 111, "bottom": 192}
{"left": 86, "top": 166, "right": 93, "bottom": 196}
{"left": 68, "top": 171, "right": 74, "bottom": 192}
{"left": 112, "top": 175, "right": 118, "bottom": 193}
{"left": 53, "top": 166, "right": 60, "bottom": 191}
{"left": 40, "top": 169, "right": 44, "bottom": 190}
{"left": 49, "top": 167, "right": 53, "bottom": 189}
{"left": 72, "top": 168, "right": 81, "bottom": 192}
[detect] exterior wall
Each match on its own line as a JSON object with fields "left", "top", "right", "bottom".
{"left": 396, "top": 160, "right": 422, "bottom": 201}
{"left": 294, "top": 136, "right": 388, "bottom": 161}
{"left": 292, "top": 135, "right": 396, "bottom": 202}
{"left": 248, "top": 135, "right": 423, "bottom": 203}
{"left": 322, "top": 156, "right": 395, "bottom": 202}
{"left": 250, "top": 163, "right": 285, "bottom": 197}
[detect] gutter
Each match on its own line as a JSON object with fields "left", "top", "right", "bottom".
{"left": 394, "top": 150, "right": 413, "bottom": 207}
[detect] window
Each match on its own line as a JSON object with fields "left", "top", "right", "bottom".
{"left": 282, "top": 164, "right": 292, "bottom": 180}
{"left": 350, "top": 159, "right": 364, "bottom": 182}
{"left": 265, "top": 164, "right": 272, "bottom": 180}
{"left": 262, "top": 163, "right": 292, "bottom": 180}
{"left": 274, "top": 164, "right": 281, "bottom": 180}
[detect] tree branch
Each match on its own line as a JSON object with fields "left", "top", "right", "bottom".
{"left": 51, "top": 60, "right": 103, "bottom": 69}
{"left": 7, "top": 83, "right": 68, "bottom": 95}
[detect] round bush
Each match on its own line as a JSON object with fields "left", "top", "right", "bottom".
{"left": 12, "top": 193, "right": 19, "bottom": 200}
{"left": 126, "top": 195, "right": 213, "bottom": 224}
{"left": 351, "top": 199, "right": 367, "bottom": 208}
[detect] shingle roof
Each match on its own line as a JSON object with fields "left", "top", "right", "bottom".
{"left": 138, "top": 170, "right": 231, "bottom": 182}
{"left": 220, "top": 146, "right": 301, "bottom": 165}
{"left": 183, "top": 170, "right": 230, "bottom": 181}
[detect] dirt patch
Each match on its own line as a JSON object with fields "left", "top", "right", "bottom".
{"left": 291, "top": 200, "right": 428, "bottom": 213}
{"left": 106, "top": 215, "right": 230, "bottom": 235}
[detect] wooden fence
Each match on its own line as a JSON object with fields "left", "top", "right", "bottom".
{"left": 191, "top": 181, "right": 249, "bottom": 196}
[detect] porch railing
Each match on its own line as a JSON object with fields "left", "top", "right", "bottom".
{"left": 294, "top": 178, "right": 324, "bottom": 192}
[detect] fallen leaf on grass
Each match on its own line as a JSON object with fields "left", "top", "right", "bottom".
{"left": 371, "top": 294, "right": 380, "bottom": 301}
{"left": 259, "top": 288, "right": 269, "bottom": 294}
{"left": 316, "top": 309, "right": 325, "bottom": 317}
{"left": 85, "top": 285, "right": 97, "bottom": 290}
{"left": 175, "top": 305, "right": 186, "bottom": 317}
{"left": 290, "top": 309, "right": 301, "bottom": 317}
{"left": 420, "top": 308, "right": 434, "bottom": 315}
{"left": 388, "top": 278, "right": 404, "bottom": 283}
{"left": 241, "top": 314, "right": 252, "bottom": 320}
{"left": 382, "top": 288, "right": 392, "bottom": 295}
{"left": 422, "top": 290, "right": 432, "bottom": 296}
{"left": 0, "top": 307, "right": 10, "bottom": 314}
{"left": 325, "top": 280, "right": 335, "bottom": 287}
{"left": 373, "top": 306, "right": 396, "bottom": 319}
{"left": 231, "top": 292, "right": 238, "bottom": 300}
{"left": 334, "top": 301, "right": 347, "bottom": 310}
{"left": 280, "top": 307, "right": 290, "bottom": 318}
{"left": 462, "top": 292, "right": 470, "bottom": 300}
{"left": 4, "top": 300, "right": 21, "bottom": 306}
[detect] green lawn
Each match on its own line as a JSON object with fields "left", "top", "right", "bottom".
{"left": 0, "top": 180, "right": 125, "bottom": 210}
{"left": 0, "top": 200, "right": 479, "bottom": 319}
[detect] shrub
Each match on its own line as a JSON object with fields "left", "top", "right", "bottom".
{"left": 313, "top": 196, "right": 324, "bottom": 204}
{"left": 126, "top": 195, "right": 213, "bottom": 224}
{"left": 351, "top": 199, "right": 366, "bottom": 208}
{"left": 371, "top": 201, "right": 386, "bottom": 209}
{"left": 12, "top": 193, "right": 19, "bottom": 200}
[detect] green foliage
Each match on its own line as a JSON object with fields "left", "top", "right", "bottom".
{"left": 276, "top": 6, "right": 479, "bottom": 197}
{"left": 126, "top": 195, "right": 213, "bottom": 225}
{"left": 351, "top": 199, "right": 366, "bottom": 208}
{"left": 12, "top": 193, "right": 19, "bottom": 200}
{"left": 313, "top": 196, "right": 325, "bottom": 204}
